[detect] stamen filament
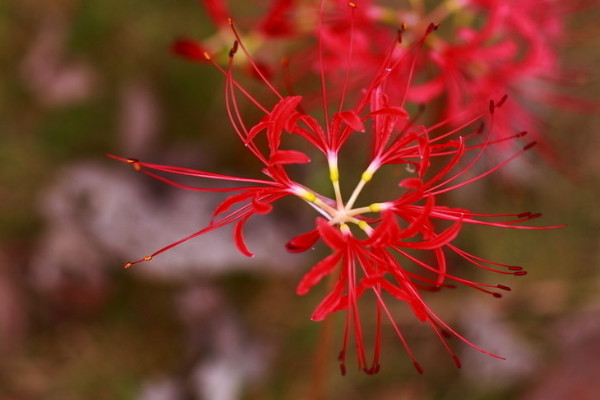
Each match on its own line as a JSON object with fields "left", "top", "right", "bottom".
{"left": 346, "top": 163, "right": 379, "bottom": 210}
{"left": 328, "top": 154, "right": 344, "bottom": 209}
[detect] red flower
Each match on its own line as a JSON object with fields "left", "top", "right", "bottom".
{"left": 312, "top": 0, "right": 598, "bottom": 166}
{"left": 111, "top": 6, "right": 561, "bottom": 373}
{"left": 172, "top": 0, "right": 302, "bottom": 78}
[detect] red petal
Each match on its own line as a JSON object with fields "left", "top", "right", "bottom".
{"left": 310, "top": 280, "right": 345, "bottom": 321}
{"left": 367, "top": 106, "right": 409, "bottom": 119}
{"left": 269, "top": 150, "right": 311, "bottom": 165}
{"left": 433, "top": 247, "right": 447, "bottom": 286}
{"left": 245, "top": 119, "right": 270, "bottom": 144}
{"left": 296, "top": 252, "right": 343, "bottom": 295}
{"left": 234, "top": 216, "right": 254, "bottom": 257}
{"left": 401, "top": 196, "right": 434, "bottom": 238}
{"left": 285, "top": 229, "right": 320, "bottom": 253}
{"left": 316, "top": 218, "right": 346, "bottom": 250}
{"left": 199, "top": 0, "right": 230, "bottom": 26}
{"left": 400, "top": 218, "right": 462, "bottom": 250}
{"left": 378, "top": 279, "right": 428, "bottom": 322}
{"left": 212, "top": 192, "right": 255, "bottom": 219}
{"left": 337, "top": 110, "right": 365, "bottom": 132}
{"left": 267, "top": 96, "right": 303, "bottom": 151}
{"left": 259, "top": 0, "right": 296, "bottom": 36}
{"left": 369, "top": 212, "right": 401, "bottom": 247}
{"left": 171, "top": 39, "right": 209, "bottom": 62}
{"left": 252, "top": 197, "right": 273, "bottom": 214}
{"left": 399, "top": 177, "right": 423, "bottom": 188}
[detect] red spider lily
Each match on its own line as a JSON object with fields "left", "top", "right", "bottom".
{"left": 111, "top": 5, "right": 562, "bottom": 373}
{"left": 305, "top": 0, "right": 598, "bottom": 167}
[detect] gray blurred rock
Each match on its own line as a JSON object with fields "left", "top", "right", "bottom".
{"left": 31, "top": 161, "right": 302, "bottom": 399}
{"left": 520, "top": 303, "right": 600, "bottom": 400}
{"left": 136, "top": 284, "right": 270, "bottom": 400}
{"left": 459, "top": 300, "right": 539, "bottom": 388}
{"left": 30, "top": 161, "right": 302, "bottom": 286}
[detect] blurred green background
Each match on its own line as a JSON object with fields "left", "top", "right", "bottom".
{"left": 1, "top": 1, "right": 600, "bottom": 399}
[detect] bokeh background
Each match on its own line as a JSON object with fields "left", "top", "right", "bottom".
{"left": 1, "top": 1, "right": 600, "bottom": 399}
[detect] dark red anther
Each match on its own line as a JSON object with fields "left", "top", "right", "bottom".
{"left": 397, "top": 22, "right": 408, "bottom": 43}
{"left": 497, "top": 284, "right": 511, "bottom": 291}
{"left": 426, "top": 22, "right": 440, "bottom": 34}
{"left": 414, "top": 361, "right": 424, "bottom": 374}
{"left": 514, "top": 271, "right": 528, "bottom": 276}
{"left": 229, "top": 40, "right": 239, "bottom": 57}
{"left": 453, "top": 355, "right": 462, "bottom": 368}
{"left": 285, "top": 229, "right": 320, "bottom": 253}
{"left": 508, "top": 266, "right": 523, "bottom": 271}
{"left": 497, "top": 94, "right": 508, "bottom": 107}
{"left": 523, "top": 141, "right": 537, "bottom": 150}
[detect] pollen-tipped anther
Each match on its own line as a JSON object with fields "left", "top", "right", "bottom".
{"left": 330, "top": 166, "right": 339, "bottom": 183}
{"left": 297, "top": 188, "right": 317, "bottom": 203}
{"left": 369, "top": 202, "right": 387, "bottom": 212}
{"left": 361, "top": 169, "right": 373, "bottom": 183}
{"left": 126, "top": 158, "right": 141, "bottom": 171}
